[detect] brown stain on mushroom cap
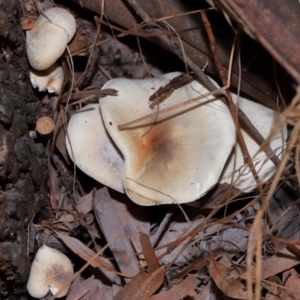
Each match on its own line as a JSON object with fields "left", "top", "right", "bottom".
{"left": 44, "top": 262, "right": 73, "bottom": 294}
{"left": 131, "top": 123, "right": 175, "bottom": 176}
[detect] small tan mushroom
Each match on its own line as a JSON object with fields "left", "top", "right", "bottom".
{"left": 100, "top": 72, "right": 236, "bottom": 205}
{"left": 36, "top": 116, "right": 55, "bottom": 135}
{"left": 27, "top": 245, "right": 74, "bottom": 298}
{"left": 26, "top": 7, "right": 76, "bottom": 70}
{"left": 30, "top": 62, "right": 64, "bottom": 93}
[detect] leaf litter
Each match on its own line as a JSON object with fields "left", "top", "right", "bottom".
{"left": 23, "top": 0, "right": 300, "bottom": 299}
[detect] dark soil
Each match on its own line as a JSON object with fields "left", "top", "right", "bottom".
{"left": 0, "top": 1, "right": 48, "bottom": 298}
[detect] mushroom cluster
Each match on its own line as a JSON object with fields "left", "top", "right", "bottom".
{"left": 66, "top": 72, "right": 287, "bottom": 206}
{"left": 26, "top": 7, "right": 76, "bottom": 93}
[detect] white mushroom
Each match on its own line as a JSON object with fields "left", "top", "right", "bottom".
{"left": 220, "top": 95, "right": 287, "bottom": 191}
{"left": 26, "top": 7, "right": 76, "bottom": 70}
{"left": 66, "top": 104, "right": 124, "bottom": 193}
{"left": 37, "top": 7, "right": 77, "bottom": 43}
{"left": 30, "top": 62, "right": 64, "bottom": 93}
{"left": 27, "top": 245, "right": 74, "bottom": 298}
{"left": 99, "top": 72, "right": 236, "bottom": 205}
{"left": 66, "top": 72, "right": 287, "bottom": 205}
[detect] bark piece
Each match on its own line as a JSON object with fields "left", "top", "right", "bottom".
{"left": 221, "top": 0, "right": 300, "bottom": 82}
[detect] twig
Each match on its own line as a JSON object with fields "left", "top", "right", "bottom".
{"left": 151, "top": 205, "right": 176, "bottom": 247}
{"left": 200, "top": 10, "right": 261, "bottom": 189}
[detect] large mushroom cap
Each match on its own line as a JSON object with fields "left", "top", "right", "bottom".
{"left": 27, "top": 245, "right": 74, "bottom": 298}
{"left": 100, "top": 72, "right": 236, "bottom": 205}
{"left": 66, "top": 104, "right": 124, "bottom": 193}
{"left": 220, "top": 95, "right": 287, "bottom": 191}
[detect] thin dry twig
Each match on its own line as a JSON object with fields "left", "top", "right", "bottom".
{"left": 200, "top": 10, "right": 260, "bottom": 190}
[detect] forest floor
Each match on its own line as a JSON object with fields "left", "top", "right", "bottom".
{"left": 7, "top": 0, "right": 300, "bottom": 299}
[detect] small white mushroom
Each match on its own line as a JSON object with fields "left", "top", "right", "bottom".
{"left": 99, "top": 72, "right": 236, "bottom": 205}
{"left": 26, "top": 7, "right": 76, "bottom": 70}
{"left": 30, "top": 62, "right": 64, "bottom": 93}
{"left": 27, "top": 245, "right": 74, "bottom": 298}
{"left": 37, "top": 7, "right": 77, "bottom": 43}
{"left": 66, "top": 104, "right": 124, "bottom": 193}
{"left": 220, "top": 95, "right": 287, "bottom": 191}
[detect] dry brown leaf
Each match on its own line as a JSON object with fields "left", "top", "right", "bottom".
{"left": 240, "top": 247, "right": 300, "bottom": 280}
{"left": 148, "top": 275, "right": 196, "bottom": 300}
{"left": 140, "top": 233, "right": 160, "bottom": 273}
{"left": 68, "top": 31, "right": 88, "bottom": 55}
{"left": 209, "top": 257, "right": 249, "bottom": 299}
{"left": 53, "top": 214, "right": 74, "bottom": 224}
{"left": 77, "top": 190, "right": 94, "bottom": 215}
{"left": 67, "top": 275, "right": 108, "bottom": 300}
{"left": 264, "top": 276, "right": 282, "bottom": 300}
{"left": 169, "top": 257, "right": 208, "bottom": 280}
{"left": 110, "top": 192, "right": 149, "bottom": 256}
{"left": 284, "top": 269, "right": 300, "bottom": 299}
{"left": 57, "top": 233, "right": 118, "bottom": 275}
{"left": 48, "top": 158, "right": 60, "bottom": 209}
{"left": 113, "top": 268, "right": 165, "bottom": 300}
{"left": 93, "top": 188, "right": 140, "bottom": 279}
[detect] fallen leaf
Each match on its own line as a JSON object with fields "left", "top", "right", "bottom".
{"left": 114, "top": 268, "right": 165, "bottom": 300}
{"left": 67, "top": 275, "right": 108, "bottom": 300}
{"left": 240, "top": 246, "right": 300, "bottom": 280}
{"left": 168, "top": 257, "right": 208, "bottom": 280}
{"left": 110, "top": 191, "right": 149, "bottom": 256}
{"left": 93, "top": 188, "right": 140, "bottom": 279}
{"left": 77, "top": 190, "right": 94, "bottom": 215}
{"left": 140, "top": 233, "right": 160, "bottom": 273}
{"left": 284, "top": 269, "right": 300, "bottom": 299}
{"left": 148, "top": 275, "right": 196, "bottom": 300}
{"left": 264, "top": 276, "right": 282, "bottom": 300}
{"left": 209, "top": 257, "right": 248, "bottom": 299}
{"left": 57, "top": 233, "right": 119, "bottom": 282}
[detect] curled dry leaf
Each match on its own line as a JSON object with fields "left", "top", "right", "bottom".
{"left": 66, "top": 275, "right": 110, "bottom": 300}
{"left": 264, "top": 276, "right": 282, "bottom": 300}
{"left": 113, "top": 268, "right": 165, "bottom": 300}
{"left": 57, "top": 233, "right": 118, "bottom": 282}
{"left": 148, "top": 275, "right": 197, "bottom": 300}
{"left": 240, "top": 246, "right": 300, "bottom": 281}
{"left": 209, "top": 257, "right": 248, "bottom": 299}
{"left": 140, "top": 233, "right": 160, "bottom": 273}
{"left": 284, "top": 269, "right": 300, "bottom": 299}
